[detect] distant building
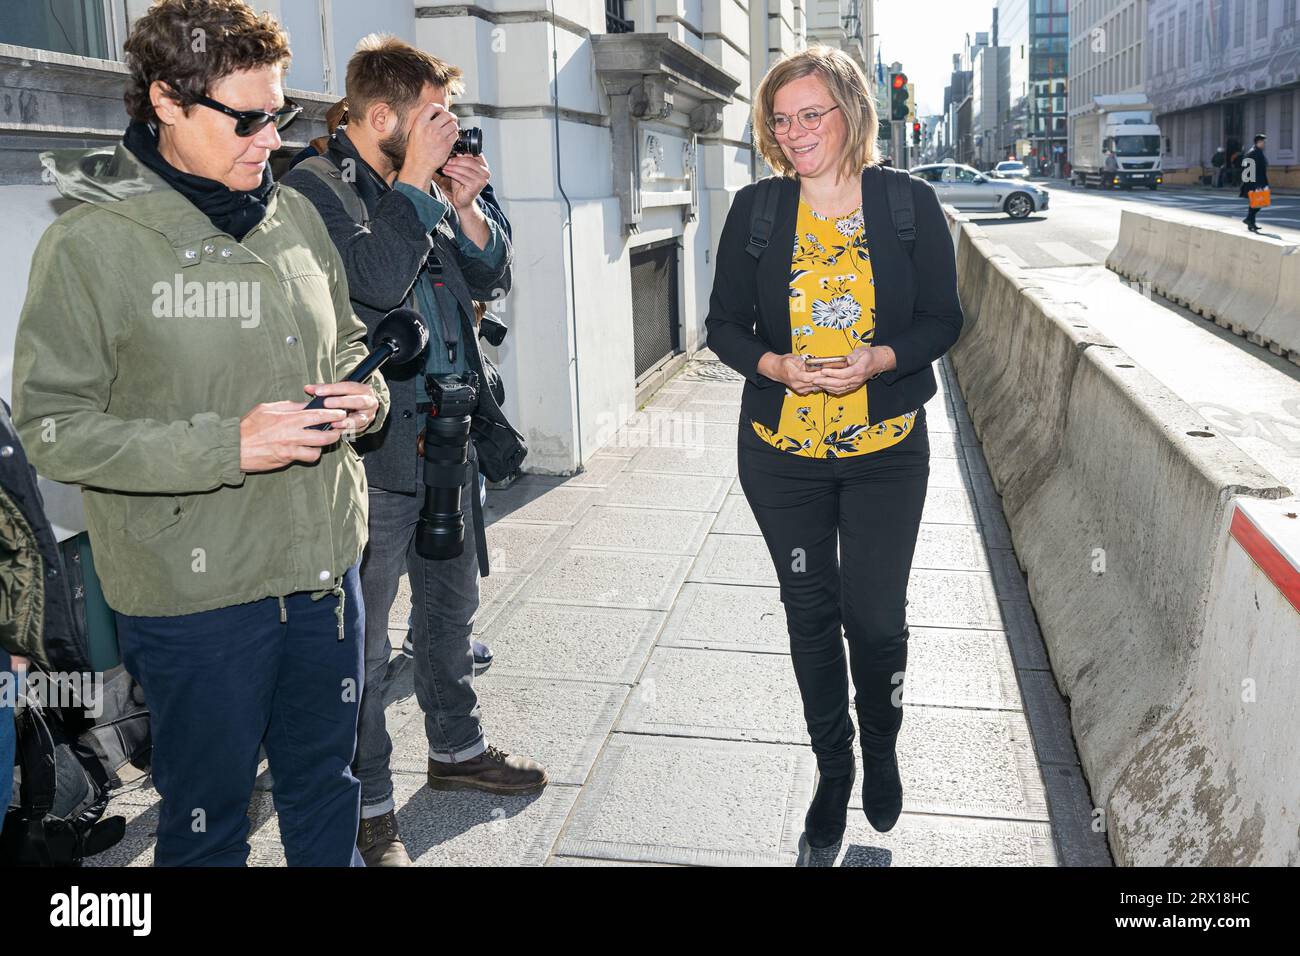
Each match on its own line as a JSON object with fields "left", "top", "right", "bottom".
{"left": 973, "top": 23, "right": 1012, "bottom": 169}
{"left": 1069, "top": 1, "right": 1149, "bottom": 178}
{"left": 1144, "top": 0, "right": 1300, "bottom": 187}
{"left": 999, "top": 0, "right": 1070, "bottom": 175}
{"left": 944, "top": 53, "right": 976, "bottom": 166}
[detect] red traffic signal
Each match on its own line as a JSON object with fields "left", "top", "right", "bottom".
{"left": 891, "top": 73, "right": 908, "bottom": 90}
{"left": 912, "top": 122, "right": 921, "bottom": 134}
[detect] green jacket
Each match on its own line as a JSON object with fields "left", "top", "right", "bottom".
{"left": 12, "top": 143, "right": 390, "bottom": 616}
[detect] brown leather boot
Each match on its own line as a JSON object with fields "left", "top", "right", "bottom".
{"left": 426, "top": 744, "right": 548, "bottom": 795}
{"left": 356, "top": 810, "right": 412, "bottom": 867}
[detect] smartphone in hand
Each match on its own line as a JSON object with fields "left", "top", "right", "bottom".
{"left": 803, "top": 354, "right": 849, "bottom": 370}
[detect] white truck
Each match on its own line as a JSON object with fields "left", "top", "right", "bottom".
{"left": 1069, "top": 94, "right": 1164, "bottom": 190}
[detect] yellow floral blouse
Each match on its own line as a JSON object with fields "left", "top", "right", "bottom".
{"left": 750, "top": 194, "right": 919, "bottom": 458}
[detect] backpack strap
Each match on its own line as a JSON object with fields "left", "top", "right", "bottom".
{"left": 882, "top": 167, "right": 917, "bottom": 256}
{"left": 293, "top": 153, "right": 418, "bottom": 313}
{"left": 745, "top": 177, "right": 784, "bottom": 260}
{"left": 291, "top": 154, "right": 370, "bottom": 228}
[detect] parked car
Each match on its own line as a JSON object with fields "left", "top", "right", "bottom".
{"left": 990, "top": 160, "right": 1030, "bottom": 180}
{"left": 909, "top": 163, "right": 1049, "bottom": 219}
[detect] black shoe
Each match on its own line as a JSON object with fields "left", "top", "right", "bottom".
{"left": 861, "top": 750, "right": 903, "bottom": 833}
{"left": 1249, "top": 225, "right": 1262, "bottom": 233}
{"left": 804, "top": 761, "right": 855, "bottom": 850}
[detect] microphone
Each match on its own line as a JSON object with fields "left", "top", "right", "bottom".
{"left": 305, "top": 307, "right": 429, "bottom": 430}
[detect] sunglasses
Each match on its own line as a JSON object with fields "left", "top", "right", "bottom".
{"left": 192, "top": 93, "right": 302, "bottom": 136}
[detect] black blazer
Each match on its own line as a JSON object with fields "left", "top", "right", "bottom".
{"left": 1239, "top": 147, "right": 1269, "bottom": 197}
{"left": 705, "top": 164, "right": 964, "bottom": 432}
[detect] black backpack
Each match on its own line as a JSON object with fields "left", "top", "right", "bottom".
{"left": 745, "top": 166, "right": 916, "bottom": 260}
{"left": 1, "top": 692, "right": 131, "bottom": 866}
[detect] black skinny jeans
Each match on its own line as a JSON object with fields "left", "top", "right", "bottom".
{"left": 737, "top": 405, "right": 930, "bottom": 777}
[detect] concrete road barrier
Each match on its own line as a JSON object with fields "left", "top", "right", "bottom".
{"left": 1106, "top": 209, "right": 1158, "bottom": 282}
{"left": 1215, "top": 237, "right": 1288, "bottom": 338}
{"left": 1109, "top": 494, "right": 1300, "bottom": 865}
{"left": 1146, "top": 218, "right": 1193, "bottom": 298}
{"left": 952, "top": 215, "right": 1295, "bottom": 865}
{"left": 1110, "top": 208, "right": 1300, "bottom": 365}
{"left": 1192, "top": 228, "right": 1294, "bottom": 342}
{"left": 1166, "top": 222, "right": 1225, "bottom": 311}
{"left": 951, "top": 236, "right": 1110, "bottom": 521}
{"left": 1254, "top": 245, "right": 1300, "bottom": 364}
{"left": 1104, "top": 208, "right": 1143, "bottom": 279}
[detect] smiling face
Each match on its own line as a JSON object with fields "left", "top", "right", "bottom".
{"left": 771, "top": 72, "right": 847, "bottom": 182}
{"left": 152, "top": 64, "right": 286, "bottom": 191}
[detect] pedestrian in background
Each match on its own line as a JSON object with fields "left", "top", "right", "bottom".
{"left": 705, "top": 46, "right": 963, "bottom": 856}
{"left": 1241, "top": 133, "right": 1270, "bottom": 234}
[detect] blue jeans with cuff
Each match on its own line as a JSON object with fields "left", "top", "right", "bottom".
{"left": 354, "top": 454, "right": 485, "bottom": 820}
{"left": 116, "top": 562, "right": 365, "bottom": 866}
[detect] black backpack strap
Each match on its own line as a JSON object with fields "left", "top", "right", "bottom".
{"left": 882, "top": 167, "right": 917, "bottom": 255}
{"left": 746, "top": 177, "right": 783, "bottom": 259}
{"left": 292, "top": 154, "right": 370, "bottom": 228}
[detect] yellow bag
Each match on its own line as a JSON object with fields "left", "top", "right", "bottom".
{"left": 1248, "top": 187, "right": 1271, "bottom": 209}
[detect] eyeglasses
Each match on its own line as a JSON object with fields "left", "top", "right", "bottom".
{"left": 192, "top": 93, "right": 302, "bottom": 136}
{"left": 767, "top": 105, "right": 840, "bottom": 135}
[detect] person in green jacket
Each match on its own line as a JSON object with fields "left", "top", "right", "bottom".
{"left": 11, "top": 0, "right": 388, "bottom": 866}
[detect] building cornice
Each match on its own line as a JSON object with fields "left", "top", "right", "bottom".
{"left": 590, "top": 33, "right": 742, "bottom": 233}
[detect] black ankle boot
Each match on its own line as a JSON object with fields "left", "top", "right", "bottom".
{"left": 804, "top": 761, "right": 855, "bottom": 849}
{"left": 861, "top": 750, "right": 903, "bottom": 833}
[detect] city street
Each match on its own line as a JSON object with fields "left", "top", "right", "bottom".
{"left": 962, "top": 178, "right": 1300, "bottom": 270}
{"left": 85, "top": 355, "right": 1111, "bottom": 868}
{"left": 954, "top": 182, "right": 1300, "bottom": 495}
{"left": 4, "top": 0, "right": 1299, "bottom": 886}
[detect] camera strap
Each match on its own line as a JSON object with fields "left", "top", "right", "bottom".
{"left": 429, "top": 279, "right": 460, "bottom": 366}
{"left": 469, "top": 456, "right": 490, "bottom": 578}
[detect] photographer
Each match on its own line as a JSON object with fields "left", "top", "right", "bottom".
{"left": 282, "top": 34, "right": 544, "bottom": 868}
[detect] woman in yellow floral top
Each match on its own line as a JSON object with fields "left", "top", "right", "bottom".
{"left": 704, "top": 45, "right": 965, "bottom": 859}
{"left": 750, "top": 194, "right": 920, "bottom": 457}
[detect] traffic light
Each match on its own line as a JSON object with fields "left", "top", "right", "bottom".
{"left": 912, "top": 121, "right": 921, "bottom": 146}
{"left": 890, "top": 72, "right": 908, "bottom": 121}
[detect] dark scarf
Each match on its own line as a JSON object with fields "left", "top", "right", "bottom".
{"left": 123, "top": 120, "right": 275, "bottom": 241}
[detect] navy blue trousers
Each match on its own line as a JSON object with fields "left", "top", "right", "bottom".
{"left": 116, "top": 562, "right": 365, "bottom": 867}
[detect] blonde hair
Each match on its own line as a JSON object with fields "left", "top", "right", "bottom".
{"left": 752, "top": 46, "right": 881, "bottom": 181}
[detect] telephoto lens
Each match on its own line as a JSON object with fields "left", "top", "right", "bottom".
{"left": 451, "top": 127, "right": 482, "bottom": 156}
{"left": 415, "top": 372, "right": 480, "bottom": 560}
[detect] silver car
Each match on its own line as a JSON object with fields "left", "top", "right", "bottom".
{"left": 990, "top": 160, "right": 1030, "bottom": 179}
{"left": 909, "top": 163, "right": 1049, "bottom": 219}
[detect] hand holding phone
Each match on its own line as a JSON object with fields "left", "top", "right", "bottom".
{"left": 803, "top": 354, "right": 850, "bottom": 370}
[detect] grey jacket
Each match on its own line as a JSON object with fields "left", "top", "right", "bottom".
{"left": 281, "top": 132, "right": 513, "bottom": 494}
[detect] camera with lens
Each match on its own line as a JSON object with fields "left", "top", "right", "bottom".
{"left": 415, "top": 371, "right": 480, "bottom": 560}
{"left": 451, "top": 127, "right": 482, "bottom": 157}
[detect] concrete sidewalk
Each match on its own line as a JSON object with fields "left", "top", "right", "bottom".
{"left": 88, "top": 355, "right": 1112, "bottom": 867}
